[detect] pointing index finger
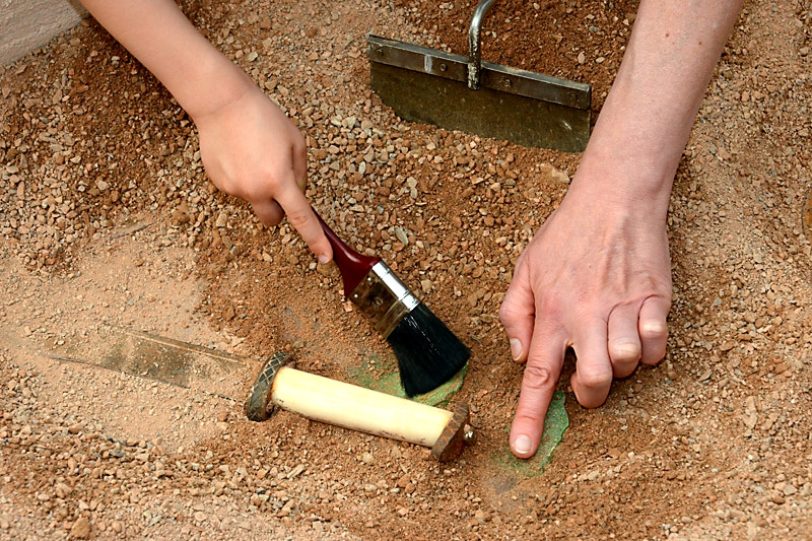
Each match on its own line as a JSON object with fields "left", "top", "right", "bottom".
{"left": 275, "top": 185, "right": 332, "bottom": 263}
{"left": 509, "top": 324, "right": 566, "bottom": 459}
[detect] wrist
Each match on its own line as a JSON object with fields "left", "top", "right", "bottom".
{"left": 567, "top": 145, "right": 675, "bottom": 218}
{"left": 569, "top": 114, "right": 680, "bottom": 214}
{"left": 174, "top": 51, "right": 255, "bottom": 122}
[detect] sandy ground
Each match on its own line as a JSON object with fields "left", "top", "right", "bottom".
{"left": 1, "top": 0, "right": 811, "bottom": 539}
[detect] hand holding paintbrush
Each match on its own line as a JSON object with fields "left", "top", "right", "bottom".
{"left": 314, "top": 211, "right": 470, "bottom": 396}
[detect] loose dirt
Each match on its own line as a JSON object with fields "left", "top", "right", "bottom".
{"left": 1, "top": 0, "right": 811, "bottom": 539}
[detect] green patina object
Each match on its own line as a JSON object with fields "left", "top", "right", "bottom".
{"left": 495, "top": 391, "right": 569, "bottom": 477}
{"left": 347, "top": 352, "right": 467, "bottom": 406}
{"left": 347, "top": 352, "right": 567, "bottom": 477}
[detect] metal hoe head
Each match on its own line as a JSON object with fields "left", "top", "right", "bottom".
{"left": 368, "top": 0, "right": 592, "bottom": 152}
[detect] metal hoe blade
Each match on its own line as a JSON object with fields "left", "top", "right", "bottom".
{"left": 43, "top": 326, "right": 254, "bottom": 401}
{"left": 368, "top": 0, "right": 591, "bottom": 152}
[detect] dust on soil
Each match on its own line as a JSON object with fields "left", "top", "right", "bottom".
{"left": 1, "top": 0, "right": 811, "bottom": 539}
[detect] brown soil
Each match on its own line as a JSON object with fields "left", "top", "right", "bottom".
{"left": 393, "top": 0, "right": 640, "bottom": 112}
{"left": 1, "top": 0, "right": 811, "bottom": 540}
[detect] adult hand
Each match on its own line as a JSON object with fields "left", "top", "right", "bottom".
{"left": 496, "top": 0, "right": 743, "bottom": 459}
{"left": 195, "top": 86, "right": 332, "bottom": 262}
{"left": 499, "top": 164, "right": 672, "bottom": 459}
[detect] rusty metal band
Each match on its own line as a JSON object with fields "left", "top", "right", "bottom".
{"left": 431, "top": 404, "right": 471, "bottom": 462}
{"left": 244, "top": 351, "right": 291, "bottom": 422}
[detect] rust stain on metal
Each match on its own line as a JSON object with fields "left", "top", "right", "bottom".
{"left": 431, "top": 404, "right": 469, "bottom": 462}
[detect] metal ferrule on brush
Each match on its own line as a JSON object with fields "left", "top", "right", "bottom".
{"left": 350, "top": 262, "right": 419, "bottom": 338}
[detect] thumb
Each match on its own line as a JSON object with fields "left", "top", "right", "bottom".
{"left": 275, "top": 184, "right": 332, "bottom": 263}
{"left": 499, "top": 256, "right": 535, "bottom": 363}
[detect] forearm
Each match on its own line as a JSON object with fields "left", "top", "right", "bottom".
{"left": 78, "top": 0, "right": 251, "bottom": 120}
{"left": 576, "top": 0, "right": 743, "bottom": 206}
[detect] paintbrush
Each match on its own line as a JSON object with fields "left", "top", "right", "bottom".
{"left": 315, "top": 211, "right": 470, "bottom": 397}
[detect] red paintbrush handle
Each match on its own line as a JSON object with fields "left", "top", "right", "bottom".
{"left": 315, "top": 210, "right": 380, "bottom": 297}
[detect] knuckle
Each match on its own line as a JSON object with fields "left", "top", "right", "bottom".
{"left": 498, "top": 305, "right": 510, "bottom": 326}
{"left": 523, "top": 364, "right": 554, "bottom": 391}
{"left": 263, "top": 169, "right": 286, "bottom": 190}
{"left": 640, "top": 321, "right": 668, "bottom": 340}
{"left": 538, "top": 296, "right": 563, "bottom": 320}
{"left": 514, "top": 409, "right": 542, "bottom": 425}
{"left": 498, "top": 301, "right": 519, "bottom": 325}
{"left": 285, "top": 207, "right": 312, "bottom": 228}
{"left": 609, "top": 341, "right": 641, "bottom": 363}
{"left": 578, "top": 369, "right": 612, "bottom": 390}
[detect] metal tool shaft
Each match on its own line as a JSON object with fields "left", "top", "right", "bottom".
{"left": 367, "top": 0, "right": 592, "bottom": 151}
{"left": 467, "top": 0, "right": 496, "bottom": 90}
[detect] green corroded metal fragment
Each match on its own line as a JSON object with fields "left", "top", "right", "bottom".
{"left": 347, "top": 352, "right": 467, "bottom": 406}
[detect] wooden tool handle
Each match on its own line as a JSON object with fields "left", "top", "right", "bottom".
{"left": 244, "top": 353, "right": 470, "bottom": 460}
{"left": 314, "top": 210, "right": 379, "bottom": 297}
{"left": 271, "top": 367, "right": 452, "bottom": 447}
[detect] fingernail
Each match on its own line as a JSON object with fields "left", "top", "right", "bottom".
{"left": 317, "top": 254, "right": 330, "bottom": 265}
{"left": 513, "top": 434, "right": 532, "bottom": 455}
{"left": 509, "top": 338, "right": 522, "bottom": 360}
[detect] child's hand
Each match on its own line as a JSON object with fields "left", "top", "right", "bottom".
{"left": 75, "top": 0, "right": 331, "bottom": 263}
{"left": 194, "top": 86, "right": 332, "bottom": 263}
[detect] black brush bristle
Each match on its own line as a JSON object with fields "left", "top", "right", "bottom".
{"left": 386, "top": 303, "right": 470, "bottom": 397}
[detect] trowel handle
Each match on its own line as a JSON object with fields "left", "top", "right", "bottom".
{"left": 244, "top": 352, "right": 473, "bottom": 461}
{"left": 467, "top": 0, "right": 496, "bottom": 90}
